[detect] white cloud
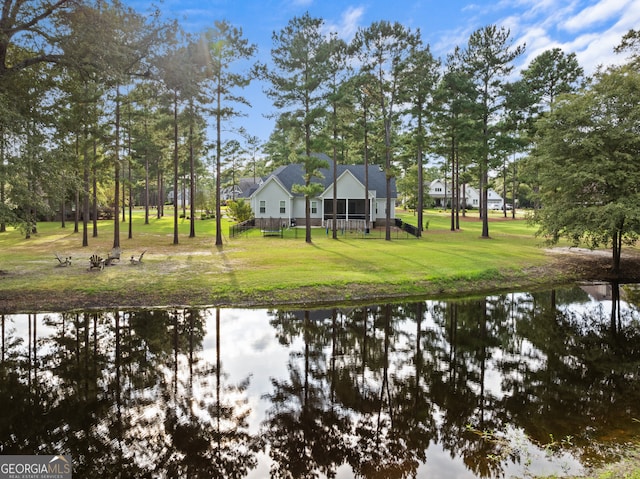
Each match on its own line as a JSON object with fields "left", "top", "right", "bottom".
{"left": 489, "top": 0, "right": 640, "bottom": 74}
{"left": 507, "top": 0, "right": 571, "bottom": 17}
{"left": 324, "top": 5, "right": 366, "bottom": 40}
{"left": 556, "top": 1, "right": 639, "bottom": 71}
{"left": 461, "top": 2, "right": 483, "bottom": 13}
{"left": 562, "top": 0, "right": 632, "bottom": 32}
{"left": 515, "top": 27, "right": 562, "bottom": 68}
{"left": 498, "top": 14, "right": 524, "bottom": 35}
{"left": 431, "top": 27, "right": 471, "bottom": 59}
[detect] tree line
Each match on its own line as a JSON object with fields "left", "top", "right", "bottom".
{"left": 1, "top": 0, "right": 256, "bottom": 248}
{"left": 1, "top": 2, "right": 639, "bottom": 260}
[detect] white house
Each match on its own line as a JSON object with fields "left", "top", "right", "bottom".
{"left": 428, "top": 179, "right": 504, "bottom": 210}
{"left": 244, "top": 156, "right": 396, "bottom": 228}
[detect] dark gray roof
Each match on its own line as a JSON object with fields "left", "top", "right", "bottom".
{"left": 238, "top": 178, "right": 259, "bottom": 191}
{"left": 241, "top": 183, "right": 260, "bottom": 198}
{"left": 253, "top": 154, "right": 396, "bottom": 198}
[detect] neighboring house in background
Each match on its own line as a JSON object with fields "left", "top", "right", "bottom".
{"left": 167, "top": 189, "right": 190, "bottom": 206}
{"left": 220, "top": 185, "right": 242, "bottom": 202}
{"left": 244, "top": 156, "right": 396, "bottom": 228}
{"left": 221, "top": 178, "right": 260, "bottom": 202}
{"left": 428, "top": 179, "right": 504, "bottom": 210}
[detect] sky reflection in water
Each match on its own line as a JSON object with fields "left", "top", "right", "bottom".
{"left": 1, "top": 282, "right": 639, "bottom": 478}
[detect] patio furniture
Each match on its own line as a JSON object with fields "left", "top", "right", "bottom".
{"left": 130, "top": 250, "right": 146, "bottom": 264}
{"left": 88, "top": 254, "right": 105, "bottom": 270}
{"left": 55, "top": 253, "right": 72, "bottom": 267}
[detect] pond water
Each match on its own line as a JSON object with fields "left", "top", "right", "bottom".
{"left": 1, "top": 282, "right": 640, "bottom": 478}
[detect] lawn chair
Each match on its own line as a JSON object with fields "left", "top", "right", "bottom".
{"left": 106, "top": 247, "right": 121, "bottom": 265}
{"left": 130, "top": 250, "right": 146, "bottom": 265}
{"left": 88, "top": 254, "right": 105, "bottom": 270}
{"left": 55, "top": 253, "right": 72, "bottom": 267}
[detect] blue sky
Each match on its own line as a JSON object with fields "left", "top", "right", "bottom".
{"left": 131, "top": 0, "right": 640, "bottom": 146}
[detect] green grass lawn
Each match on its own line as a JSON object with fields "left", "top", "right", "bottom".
{"left": 0, "top": 207, "right": 581, "bottom": 312}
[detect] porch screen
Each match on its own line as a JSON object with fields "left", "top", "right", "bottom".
{"left": 323, "top": 199, "right": 366, "bottom": 219}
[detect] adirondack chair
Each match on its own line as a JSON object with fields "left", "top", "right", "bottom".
{"left": 88, "top": 254, "right": 105, "bottom": 270}
{"left": 106, "top": 247, "right": 121, "bottom": 265}
{"left": 55, "top": 253, "right": 72, "bottom": 267}
{"left": 130, "top": 250, "right": 146, "bottom": 265}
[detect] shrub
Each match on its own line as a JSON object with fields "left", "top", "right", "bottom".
{"left": 226, "top": 199, "right": 253, "bottom": 222}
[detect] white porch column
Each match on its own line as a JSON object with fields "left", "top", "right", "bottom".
{"left": 369, "top": 197, "right": 374, "bottom": 222}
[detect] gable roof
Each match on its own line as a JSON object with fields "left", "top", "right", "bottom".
{"left": 249, "top": 154, "right": 396, "bottom": 199}
{"left": 249, "top": 171, "right": 291, "bottom": 199}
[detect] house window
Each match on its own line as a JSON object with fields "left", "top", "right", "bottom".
{"left": 311, "top": 201, "right": 317, "bottom": 214}
{"left": 279, "top": 200, "right": 286, "bottom": 214}
{"left": 259, "top": 200, "right": 266, "bottom": 214}
{"left": 435, "top": 187, "right": 442, "bottom": 192}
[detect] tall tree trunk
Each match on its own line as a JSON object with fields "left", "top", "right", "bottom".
{"left": 173, "top": 90, "right": 179, "bottom": 245}
{"left": 481, "top": 100, "right": 490, "bottom": 239}
{"left": 128, "top": 155, "right": 132, "bottom": 239}
{"left": 612, "top": 229, "right": 622, "bottom": 273}
{"left": 74, "top": 183, "right": 80, "bottom": 235}
{"left": 92, "top": 140, "right": 98, "bottom": 238}
{"left": 502, "top": 157, "right": 508, "bottom": 218}
{"left": 82, "top": 125, "right": 90, "bottom": 247}
{"left": 304, "top": 93, "right": 312, "bottom": 244}
{"left": 450, "top": 135, "right": 455, "bottom": 231}
{"left": 384, "top": 118, "right": 392, "bottom": 241}
{"left": 0, "top": 178, "right": 5, "bottom": 233}
{"left": 127, "top": 105, "right": 132, "bottom": 240}
{"left": 181, "top": 174, "right": 186, "bottom": 218}
{"left": 0, "top": 124, "right": 5, "bottom": 233}
{"left": 416, "top": 116, "right": 423, "bottom": 237}
{"left": 60, "top": 195, "right": 66, "bottom": 229}
{"left": 480, "top": 168, "right": 489, "bottom": 237}
{"left": 157, "top": 169, "right": 163, "bottom": 219}
{"left": 462, "top": 166, "right": 468, "bottom": 219}
{"left": 363, "top": 103, "right": 370, "bottom": 233}
{"left": 144, "top": 119, "right": 150, "bottom": 225}
{"left": 74, "top": 135, "right": 80, "bottom": 234}
{"left": 332, "top": 103, "right": 338, "bottom": 240}
{"left": 455, "top": 143, "right": 460, "bottom": 229}
{"left": 121, "top": 163, "right": 126, "bottom": 223}
{"left": 511, "top": 158, "right": 517, "bottom": 220}
{"left": 113, "top": 85, "right": 121, "bottom": 249}
{"left": 189, "top": 108, "right": 196, "bottom": 239}
{"left": 215, "top": 84, "right": 223, "bottom": 246}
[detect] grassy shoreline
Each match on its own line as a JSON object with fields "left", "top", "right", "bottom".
{"left": 0, "top": 209, "right": 627, "bottom": 313}
{"left": 541, "top": 447, "right": 640, "bottom": 479}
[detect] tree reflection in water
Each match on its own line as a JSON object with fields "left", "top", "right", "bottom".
{"left": 0, "top": 308, "right": 259, "bottom": 478}
{"left": 1, "top": 282, "right": 640, "bottom": 478}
